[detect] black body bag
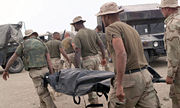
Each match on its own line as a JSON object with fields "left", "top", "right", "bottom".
{"left": 44, "top": 68, "right": 114, "bottom": 107}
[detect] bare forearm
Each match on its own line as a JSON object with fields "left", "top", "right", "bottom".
{"left": 100, "top": 47, "right": 105, "bottom": 59}
{"left": 60, "top": 48, "right": 69, "bottom": 62}
{"left": 4, "top": 53, "right": 18, "bottom": 72}
{"left": 98, "top": 40, "right": 105, "bottom": 59}
{"left": 74, "top": 48, "right": 81, "bottom": 68}
{"left": 46, "top": 53, "right": 53, "bottom": 73}
{"left": 116, "top": 52, "right": 127, "bottom": 86}
{"left": 112, "top": 37, "right": 127, "bottom": 87}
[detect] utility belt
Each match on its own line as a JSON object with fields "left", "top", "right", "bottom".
{"left": 82, "top": 54, "right": 99, "bottom": 60}
{"left": 111, "top": 66, "right": 147, "bottom": 87}
{"left": 125, "top": 66, "right": 147, "bottom": 74}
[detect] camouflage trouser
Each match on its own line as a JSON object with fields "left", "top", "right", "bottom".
{"left": 64, "top": 53, "right": 75, "bottom": 68}
{"left": 170, "top": 84, "right": 180, "bottom": 108}
{"left": 108, "top": 69, "right": 160, "bottom": 108}
{"left": 29, "top": 67, "right": 57, "bottom": 108}
{"left": 169, "top": 70, "right": 180, "bottom": 108}
{"left": 82, "top": 55, "right": 101, "bottom": 104}
{"left": 50, "top": 58, "right": 64, "bottom": 97}
{"left": 98, "top": 50, "right": 110, "bottom": 71}
{"left": 51, "top": 58, "right": 64, "bottom": 72}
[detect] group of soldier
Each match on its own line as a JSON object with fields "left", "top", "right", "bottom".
{"left": 2, "top": 0, "right": 180, "bottom": 108}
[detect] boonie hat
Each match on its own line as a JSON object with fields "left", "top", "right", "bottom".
{"left": 159, "top": 0, "right": 179, "bottom": 8}
{"left": 70, "top": 16, "right": 86, "bottom": 25}
{"left": 24, "top": 29, "right": 38, "bottom": 38}
{"left": 96, "top": 2, "right": 124, "bottom": 16}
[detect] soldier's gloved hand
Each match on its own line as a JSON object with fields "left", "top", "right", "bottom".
{"left": 2, "top": 71, "right": 9, "bottom": 81}
{"left": 116, "top": 85, "right": 125, "bottom": 102}
{"left": 166, "top": 76, "right": 173, "bottom": 84}
{"left": 101, "top": 58, "right": 107, "bottom": 66}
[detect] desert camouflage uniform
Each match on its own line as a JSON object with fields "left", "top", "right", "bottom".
{"left": 73, "top": 28, "right": 102, "bottom": 105}
{"left": 15, "top": 36, "right": 56, "bottom": 108}
{"left": 164, "top": 9, "right": 180, "bottom": 108}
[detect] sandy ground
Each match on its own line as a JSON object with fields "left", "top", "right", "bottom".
{"left": 0, "top": 57, "right": 172, "bottom": 108}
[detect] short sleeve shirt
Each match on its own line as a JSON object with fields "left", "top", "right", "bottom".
{"left": 106, "top": 21, "right": 148, "bottom": 72}
{"left": 72, "top": 28, "right": 101, "bottom": 57}
{"left": 62, "top": 37, "right": 74, "bottom": 54}
{"left": 46, "top": 39, "right": 62, "bottom": 58}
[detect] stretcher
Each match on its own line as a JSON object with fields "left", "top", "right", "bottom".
{"left": 44, "top": 66, "right": 165, "bottom": 107}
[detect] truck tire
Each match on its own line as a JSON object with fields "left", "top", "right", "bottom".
{"left": 144, "top": 50, "right": 150, "bottom": 63}
{"left": 8, "top": 57, "right": 24, "bottom": 73}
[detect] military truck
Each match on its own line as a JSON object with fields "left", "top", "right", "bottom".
{"left": 0, "top": 23, "right": 24, "bottom": 73}
{"left": 97, "top": 4, "right": 166, "bottom": 62}
{"left": 39, "top": 32, "right": 53, "bottom": 42}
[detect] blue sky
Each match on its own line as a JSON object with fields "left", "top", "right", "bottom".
{"left": 0, "top": 0, "right": 173, "bottom": 34}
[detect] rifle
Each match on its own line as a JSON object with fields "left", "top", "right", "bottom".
{"left": 147, "top": 66, "right": 166, "bottom": 83}
{"left": 61, "top": 29, "right": 66, "bottom": 40}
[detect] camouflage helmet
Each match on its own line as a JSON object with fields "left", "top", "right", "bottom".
{"left": 96, "top": 2, "right": 124, "bottom": 16}
{"left": 159, "top": 0, "right": 179, "bottom": 8}
{"left": 70, "top": 16, "right": 86, "bottom": 25}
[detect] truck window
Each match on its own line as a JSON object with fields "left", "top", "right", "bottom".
{"left": 150, "top": 22, "right": 164, "bottom": 34}
{"left": 133, "top": 22, "right": 164, "bottom": 35}
{"left": 135, "top": 24, "right": 148, "bottom": 35}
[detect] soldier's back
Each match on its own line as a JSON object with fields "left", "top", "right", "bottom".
{"left": 74, "top": 28, "right": 99, "bottom": 57}
{"left": 62, "top": 37, "right": 74, "bottom": 54}
{"left": 23, "top": 37, "right": 48, "bottom": 69}
{"left": 46, "top": 39, "right": 61, "bottom": 58}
